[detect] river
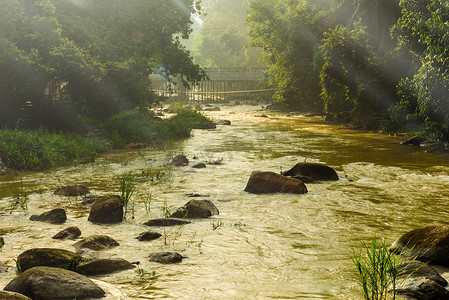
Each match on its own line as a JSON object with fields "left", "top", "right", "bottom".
{"left": 1, "top": 105, "right": 449, "bottom": 299}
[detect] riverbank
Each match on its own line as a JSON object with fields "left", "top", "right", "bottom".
{"left": 0, "top": 109, "right": 212, "bottom": 172}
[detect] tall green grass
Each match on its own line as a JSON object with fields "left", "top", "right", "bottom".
{"left": 116, "top": 171, "right": 136, "bottom": 220}
{"left": 352, "top": 235, "right": 400, "bottom": 300}
{"left": 102, "top": 109, "right": 212, "bottom": 147}
{"left": 0, "top": 128, "right": 108, "bottom": 171}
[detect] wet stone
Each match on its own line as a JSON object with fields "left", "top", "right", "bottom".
{"left": 143, "top": 218, "right": 191, "bottom": 227}
{"left": 136, "top": 231, "right": 162, "bottom": 241}
{"left": 30, "top": 209, "right": 67, "bottom": 224}
{"left": 52, "top": 226, "right": 81, "bottom": 240}
{"left": 148, "top": 252, "right": 184, "bottom": 264}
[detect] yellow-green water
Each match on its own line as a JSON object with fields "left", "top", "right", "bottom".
{"left": 1, "top": 105, "right": 449, "bottom": 299}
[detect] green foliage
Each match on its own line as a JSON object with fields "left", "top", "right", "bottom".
{"left": 392, "top": 0, "right": 449, "bottom": 141}
{"left": 352, "top": 235, "right": 401, "bottom": 300}
{"left": 0, "top": 128, "right": 108, "bottom": 170}
{"left": 0, "top": 0, "right": 205, "bottom": 127}
{"left": 9, "top": 177, "right": 29, "bottom": 213}
{"left": 102, "top": 109, "right": 211, "bottom": 148}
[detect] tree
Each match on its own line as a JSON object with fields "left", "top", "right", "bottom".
{"left": 392, "top": 0, "right": 449, "bottom": 140}
{"left": 0, "top": 0, "right": 205, "bottom": 129}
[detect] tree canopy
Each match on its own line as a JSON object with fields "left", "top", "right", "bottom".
{"left": 0, "top": 0, "right": 205, "bottom": 129}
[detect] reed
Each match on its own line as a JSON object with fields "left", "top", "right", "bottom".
{"left": 352, "top": 235, "right": 400, "bottom": 300}
{"left": 116, "top": 171, "right": 136, "bottom": 219}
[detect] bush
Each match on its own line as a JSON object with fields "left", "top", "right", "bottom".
{"left": 102, "top": 109, "right": 212, "bottom": 147}
{"left": 0, "top": 128, "right": 108, "bottom": 170}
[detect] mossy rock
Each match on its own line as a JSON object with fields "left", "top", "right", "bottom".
{"left": 88, "top": 195, "right": 123, "bottom": 224}
{"left": 3, "top": 266, "right": 105, "bottom": 300}
{"left": 148, "top": 252, "right": 184, "bottom": 264}
{"left": 73, "top": 235, "right": 119, "bottom": 251}
{"left": 53, "top": 185, "right": 89, "bottom": 197}
{"left": 170, "top": 199, "right": 219, "bottom": 219}
{"left": 244, "top": 171, "right": 308, "bottom": 194}
{"left": 17, "top": 248, "right": 81, "bottom": 272}
{"left": 0, "top": 291, "right": 32, "bottom": 300}
{"left": 30, "top": 208, "right": 67, "bottom": 224}
{"left": 282, "top": 162, "right": 338, "bottom": 182}
{"left": 77, "top": 258, "right": 135, "bottom": 275}
{"left": 391, "top": 225, "right": 449, "bottom": 266}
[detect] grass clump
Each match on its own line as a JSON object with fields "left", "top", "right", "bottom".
{"left": 116, "top": 171, "right": 136, "bottom": 219}
{"left": 102, "top": 109, "right": 212, "bottom": 147}
{"left": 0, "top": 128, "right": 108, "bottom": 171}
{"left": 352, "top": 235, "right": 401, "bottom": 300}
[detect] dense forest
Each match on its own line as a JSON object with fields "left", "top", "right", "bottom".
{"left": 0, "top": 0, "right": 205, "bottom": 131}
{"left": 247, "top": 0, "right": 449, "bottom": 141}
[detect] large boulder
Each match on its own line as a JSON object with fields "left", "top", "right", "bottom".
{"left": 282, "top": 162, "right": 339, "bottom": 182}
{"left": 73, "top": 235, "right": 119, "bottom": 251}
{"left": 16, "top": 248, "right": 81, "bottom": 272}
{"left": 170, "top": 200, "right": 219, "bottom": 219}
{"left": 87, "top": 195, "right": 123, "bottom": 224}
{"left": 29, "top": 209, "right": 67, "bottom": 224}
{"left": 390, "top": 225, "right": 449, "bottom": 266}
{"left": 244, "top": 171, "right": 308, "bottom": 194}
{"left": 148, "top": 252, "right": 184, "bottom": 264}
{"left": 3, "top": 266, "right": 105, "bottom": 300}
{"left": 77, "top": 258, "right": 135, "bottom": 275}
{"left": 53, "top": 185, "right": 89, "bottom": 197}
{"left": 52, "top": 227, "right": 81, "bottom": 240}
{"left": 143, "top": 218, "right": 191, "bottom": 227}
{"left": 171, "top": 155, "right": 189, "bottom": 167}
{"left": 0, "top": 291, "right": 32, "bottom": 300}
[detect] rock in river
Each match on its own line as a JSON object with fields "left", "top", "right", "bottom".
{"left": 148, "top": 252, "right": 184, "bottom": 264}
{"left": 3, "top": 266, "right": 105, "bottom": 300}
{"left": 73, "top": 235, "right": 119, "bottom": 251}
{"left": 171, "top": 155, "right": 189, "bottom": 167}
{"left": 136, "top": 231, "right": 162, "bottom": 241}
{"left": 390, "top": 225, "right": 449, "bottom": 266}
{"left": 170, "top": 199, "right": 219, "bottom": 219}
{"left": 77, "top": 258, "right": 135, "bottom": 275}
{"left": 282, "top": 162, "right": 339, "bottom": 182}
{"left": 16, "top": 248, "right": 81, "bottom": 272}
{"left": 88, "top": 195, "right": 123, "bottom": 224}
{"left": 53, "top": 185, "right": 90, "bottom": 197}
{"left": 143, "top": 218, "right": 191, "bottom": 227}
{"left": 30, "top": 208, "right": 67, "bottom": 224}
{"left": 244, "top": 171, "right": 308, "bottom": 194}
{"left": 0, "top": 291, "right": 32, "bottom": 300}
{"left": 52, "top": 226, "right": 81, "bottom": 240}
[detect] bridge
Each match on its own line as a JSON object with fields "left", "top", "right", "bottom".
{"left": 150, "top": 67, "right": 273, "bottom": 102}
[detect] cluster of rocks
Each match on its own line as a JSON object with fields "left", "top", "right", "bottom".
{"left": 1, "top": 180, "right": 221, "bottom": 299}
{"left": 244, "top": 162, "right": 339, "bottom": 195}
{"left": 389, "top": 224, "right": 449, "bottom": 299}
{"left": 401, "top": 136, "right": 447, "bottom": 153}
{"left": 171, "top": 154, "right": 223, "bottom": 168}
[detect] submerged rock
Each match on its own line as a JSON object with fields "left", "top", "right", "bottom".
{"left": 52, "top": 226, "right": 81, "bottom": 240}
{"left": 88, "top": 195, "right": 123, "bottom": 224}
{"left": 17, "top": 248, "right": 81, "bottom": 272}
{"left": 282, "top": 162, "right": 339, "bottom": 182}
{"left": 30, "top": 208, "right": 67, "bottom": 224}
{"left": 203, "top": 106, "right": 221, "bottom": 111}
{"left": 73, "top": 235, "right": 119, "bottom": 251}
{"left": 170, "top": 200, "right": 219, "bottom": 219}
{"left": 136, "top": 231, "right": 162, "bottom": 241}
{"left": 397, "top": 260, "right": 448, "bottom": 287}
{"left": 395, "top": 277, "right": 449, "bottom": 300}
{"left": 0, "top": 291, "right": 32, "bottom": 300}
{"left": 77, "top": 258, "right": 135, "bottom": 275}
{"left": 3, "top": 266, "right": 105, "bottom": 300}
{"left": 143, "top": 218, "right": 191, "bottom": 227}
{"left": 148, "top": 252, "right": 184, "bottom": 264}
{"left": 244, "top": 171, "right": 308, "bottom": 194}
{"left": 192, "top": 163, "right": 207, "bottom": 169}
{"left": 214, "top": 120, "right": 231, "bottom": 126}
{"left": 171, "top": 155, "right": 189, "bottom": 167}
{"left": 53, "top": 185, "right": 90, "bottom": 197}
{"left": 401, "top": 136, "right": 427, "bottom": 146}
{"left": 390, "top": 225, "right": 449, "bottom": 266}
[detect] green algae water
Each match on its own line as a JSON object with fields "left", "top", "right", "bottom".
{"left": 1, "top": 105, "right": 449, "bottom": 299}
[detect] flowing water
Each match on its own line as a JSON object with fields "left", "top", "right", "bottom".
{"left": 2, "top": 105, "right": 449, "bottom": 299}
